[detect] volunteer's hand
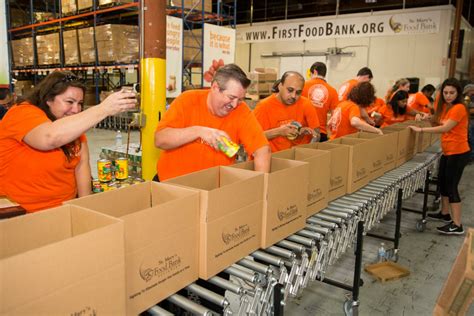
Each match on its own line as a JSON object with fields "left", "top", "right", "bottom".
{"left": 99, "top": 89, "right": 137, "bottom": 116}
{"left": 279, "top": 123, "right": 298, "bottom": 138}
{"left": 376, "top": 128, "right": 384, "bottom": 135}
{"left": 408, "top": 125, "right": 422, "bottom": 132}
{"left": 198, "top": 126, "right": 230, "bottom": 150}
{"left": 300, "top": 127, "right": 321, "bottom": 142}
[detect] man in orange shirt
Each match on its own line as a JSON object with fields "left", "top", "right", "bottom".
{"left": 302, "top": 62, "right": 338, "bottom": 142}
{"left": 154, "top": 64, "right": 271, "bottom": 181}
{"left": 407, "top": 84, "right": 435, "bottom": 116}
{"left": 338, "top": 67, "right": 373, "bottom": 102}
{"left": 253, "top": 71, "right": 320, "bottom": 152}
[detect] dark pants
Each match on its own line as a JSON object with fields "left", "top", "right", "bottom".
{"left": 469, "top": 119, "right": 474, "bottom": 160}
{"left": 438, "top": 152, "right": 470, "bottom": 203}
{"left": 320, "top": 133, "right": 328, "bottom": 142}
{"left": 152, "top": 174, "right": 160, "bottom": 182}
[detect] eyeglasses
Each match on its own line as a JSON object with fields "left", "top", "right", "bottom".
{"left": 61, "top": 73, "right": 79, "bottom": 83}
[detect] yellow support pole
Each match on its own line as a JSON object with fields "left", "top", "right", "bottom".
{"left": 140, "top": 0, "right": 166, "bottom": 180}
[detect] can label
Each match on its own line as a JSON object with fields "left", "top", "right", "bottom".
{"left": 92, "top": 179, "right": 102, "bottom": 193}
{"left": 217, "top": 137, "right": 240, "bottom": 158}
{"left": 97, "top": 159, "right": 112, "bottom": 182}
{"left": 115, "top": 158, "right": 129, "bottom": 180}
{"left": 287, "top": 121, "right": 302, "bottom": 140}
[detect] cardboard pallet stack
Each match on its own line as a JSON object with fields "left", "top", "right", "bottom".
{"left": 77, "top": 27, "right": 96, "bottom": 64}
{"left": 11, "top": 38, "right": 34, "bottom": 67}
{"left": 36, "top": 33, "right": 60, "bottom": 65}
{"left": 247, "top": 68, "right": 277, "bottom": 100}
{"left": 95, "top": 24, "right": 139, "bottom": 64}
{"left": 169, "top": 0, "right": 212, "bottom": 12}
{"left": 63, "top": 29, "right": 80, "bottom": 65}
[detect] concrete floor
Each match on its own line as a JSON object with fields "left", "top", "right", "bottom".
{"left": 87, "top": 129, "right": 474, "bottom": 315}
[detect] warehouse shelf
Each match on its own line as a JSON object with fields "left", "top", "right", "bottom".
{"left": 11, "top": 63, "right": 139, "bottom": 73}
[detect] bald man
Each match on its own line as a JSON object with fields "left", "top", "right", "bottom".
{"left": 253, "top": 71, "right": 320, "bottom": 152}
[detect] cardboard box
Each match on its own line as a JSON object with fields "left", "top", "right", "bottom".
{"left": 0, "top": 205, "right": 126, "bottom": 315}
{"left": 169, "top": 0, "right": 212, "bottom": 12}
{"left": 381, "top": 126, "right": 417, "bottom": 166}
{"left": 99, "top": 0, "right": 134, "bottom": 5}
{"left": 343, "top": 131, "right": 396, "bottom": 175}
{"left": 78, "top": 27, "right": 96, "bottom": 63}
{"left": 63, "top": 29, "right": 80, "bottom": 65}
{"left": 327, "top": 138, "right": 373, "bottom": 193}
{"left": 165, "top": 166, "right": 264, "bottom": 279}
{"left": 36, "top": 33, "right": 60, "bottom": 65}
{"left": 231, "top": 158, "right": 308, "bottom": 248}
{"left": 62, "top": 0, "right": 77, "bottom": 15}
{"left": 11, "top": 38, "right": 34, "bottom": 67}
{"left": 248, "top": 82, "right": 270, "bottom": 95}
{"left": 434, "top": 229, "right": 474, "bottom": 315}
{"left": 273, "top": 147, "right": 330, "bottom": 217}
{"left": 398, "top": 120, "right": 432, "bottom": 153}
{"left": 298, "top": 142, "right": 349, "bottom": 201}
{"left": 95, "top": 24, "right": 139, "bottom": 63}
{"left": 78, "top": 0, "right": 93, "bottom": 10}
{"left": 66, "top": 182, "right": 200, "bottom": 315}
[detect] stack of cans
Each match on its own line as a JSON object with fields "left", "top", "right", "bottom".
{"left": 92, "top": 158, "right": 144, "bottom": 193}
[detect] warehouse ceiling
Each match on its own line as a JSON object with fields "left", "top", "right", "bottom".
{"left": 226, "top": 0, "right": 473, "bottom": 26}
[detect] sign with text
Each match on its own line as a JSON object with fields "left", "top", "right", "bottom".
{"left": 203, "top": 24, "right": 236, "bottom": 87}
{"left": 0, "top": 2, "right": 9, "bottom": 86}
{"left": 166, "top": 15, "right": 183, "bottom": 98}
{"left": 237, "top": 10, "right": 441, "bottom": 43}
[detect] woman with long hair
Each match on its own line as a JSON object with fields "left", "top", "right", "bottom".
{"left": 385, "top": 78, "right": 410, "bottom": 103}
{"left": 409, "top": 78, "right": 470, "bottom": 234}
{"left": 0, "top": 71, "right": 137, "bottom": 212}
{"left": 375, "top": 90, "right": 428, "bottom": 127}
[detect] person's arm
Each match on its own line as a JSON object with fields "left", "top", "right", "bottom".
{"left": 75, "top": 141, "right": 92, "bottom": 197}
{"left": 155, "top": 126, "right": 231, "bottom": 151}
{"left": 23, "top": 91, "right": 137, "bottom": 151}
{"left": 252, "top": 145, "right": 271, "bottom": 173}
{"left": 409, "top": 119, "right": 458, "bottom": 134}
{"left": 263, "top": 124, "right": 297, "bottom": 140}
{"left": 351, "top": 116, "right": 383, "bottom": 135}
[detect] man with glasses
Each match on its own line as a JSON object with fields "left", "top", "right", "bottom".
{"left": 154, "top": 64, "right": 271, "bottom": 181}
{"left": 254, "top": 71, "right": 320, "bottom": 152}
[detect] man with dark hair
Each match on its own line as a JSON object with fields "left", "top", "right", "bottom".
{"left": 0, "top": 89, "right": 13, "bottom": 120}
{"left": 329, "top": 82, "right": 382, "bottom": 139}
{"left": 338, "top": 66, "right": 374, "bottom": 101}
{"left": 154, "top": 63, "right": 271, "bottom": 181}
{"left": 407, "top": 84, "right": 436, "bottom": 116}
{"left": 253, "top": 71, "right": 320, "bottom": 152}
{"left": 302, "top": 62, "right": 338, "bottom": 142}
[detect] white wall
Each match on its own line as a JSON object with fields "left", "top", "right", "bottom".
{"left": 236, "top": 5, "right": 473, "bottom": 96}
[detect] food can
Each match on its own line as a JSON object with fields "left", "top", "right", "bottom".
{"left": 287, "top": 121, "right": 302, "bottom": 140}
{"left": 92, "top": 179, "right": 102, "bottom": 193}
{"left": 115, "top": 157, "right": 129, "bottom": 180}
{"left": 133, "top": 178, "right": 144, "bottom": 184}
{"left": 97, "top": 159, "right": 112, "bottom": 182}
{"left": 217, "top": 137, "right": 240, "bottom": 158}
{"left": 107, "top": 181, "right": 118, "bottom": 191}
{"left": 100, "top": 182, "right": 109, "bottom": 192}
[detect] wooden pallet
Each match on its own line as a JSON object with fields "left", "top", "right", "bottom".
{"left": 364, "top": 261, "right": 410, "bottom": 282}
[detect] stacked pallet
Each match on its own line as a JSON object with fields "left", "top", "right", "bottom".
{"left": 246, "top": 68, "right": 278, "bottom": 100}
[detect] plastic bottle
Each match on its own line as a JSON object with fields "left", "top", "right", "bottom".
{"left": 115, "top": 130, "right": 123, "bottom": 148}
{"left": 377, "top": 242, "right": 386, "bottom": 262}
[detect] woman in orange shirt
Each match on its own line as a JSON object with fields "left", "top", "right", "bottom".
{"left": 329, "top": 82, "right": 382, "bottom": 139}
{"left": 377, "top": 90, "right": 427, "bottom": 127}
{"left": 409, "top": 78, "right": 470, "bottom": 235}
{"left": 0, "top": 71, "right": 136, "bottom": 212}
{"left": 384, "top": 78, "right": 410, "bottom": 103}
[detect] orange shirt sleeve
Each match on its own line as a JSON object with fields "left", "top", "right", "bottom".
{"left": 446, "top": 104, "right": 467, "bottom": 122}
{"left": 2, "top": 104, "right": 50, "bottom": 142}
{"left": 238, "top": 111, "right": 269, "bottom": 156}
{"left": 155, "top": 94, "right": 186, "bottom": 132}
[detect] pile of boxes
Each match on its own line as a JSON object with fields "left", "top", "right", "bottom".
{"left": 63, "top": 29, "right": 80, "bottom": 65}
{"left": 11, "top": 38, "right": 34, "bottom": 67}
{"left": 95, "top": 24, "right": 139, "bottom": 64}
{"left": 62, "top": 0, "right": 134, "bottom": 15}
{"left": 169, "top": 0, "right": 213, "bottom": 12}
{"left": 247, "top": 67, "right": 278, "bottom": 98}
{"left": 1, "top": 124, "right": 432, "bottom": 314}
{"left": 36, "top": 33, "right": 61, "bottom": 66}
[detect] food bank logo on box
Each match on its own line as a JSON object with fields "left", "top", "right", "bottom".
{"left": 139, "top": 254, "right": 182, "bottom": 282}
{"left": 70, "top": 306, "right": 97, "bottom": 316}
{"left": 356, "top": 168, "right": 367, "bottom": 178}
{"left": 277, "top": 204, "right": 298, "bottom": 221}
{"left": 222, "top": 224, "right": 251, "bottom": 245}
{"left": 330, "top": 176, "right": 343, "bottom": 187}
{"left": 308, "top": 188, "right": 322, "bottom": 203}
{"left": 373, "top": 160, "right": 382, "bottom": 168}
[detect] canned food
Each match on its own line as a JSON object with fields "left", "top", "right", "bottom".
{"left": 217, "top": 137, "right": 240, "bottom": 158}
{"left": 133, "top": 178, "right": 144, "bottom": 184}
{"left": 92, "top": 179, "right": 102, "bottom": 193}
{"left": 107, "top": 181, "right": 118, "bottom": 191}
{"left": 115, "top": 157, "right": 129, "bottom": 180}
{"left": 119, "top": 181, "right": 131, "bottom": 188}
{"left": 287, "top": 121, "right": 302, "bottom": 140}
{"left": 97, "top": 159, "right": 112, "bottom": 182}
{"left": 100, "top": 182, "right": 109, "bottom": 192}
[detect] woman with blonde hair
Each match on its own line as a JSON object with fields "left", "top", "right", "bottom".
{"left": 385, "top": 78, "right": 410, "bottom": 103}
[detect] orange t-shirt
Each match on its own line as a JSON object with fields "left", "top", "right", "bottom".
{"left": 156, "top": 90, "right": 268, "bottom": 180}
{"left": 408, "top": 92, "right": 431, "bottom": 114}
{"left": 439, "top": 103, "right": 469, "bottom": 155}
{"left": 253, "top": 94, "right": 320, "bottom": 152}
{"left": 302, "top": 78, "right": 339, "bottom": 135}
{"left": 366, "top": 97, "right": 386, "bottom": 115}
{"left": 0, "top": 103, "right": 85, "bottom": 212}
{"left": 328, "top": 100, "right": 361, "bottom": 139}
{"left": 379, "top": 104, "right": 408, "bottom": 127}
{"left": 338, "top": 79, "right": 358, "bottom": 102}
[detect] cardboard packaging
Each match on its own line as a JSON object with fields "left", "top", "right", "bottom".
{"left": 169, "top": 0, "right": 213, "bottom": 12}
{"left": 273, "top": 147, "right": 330, "bottom": 217}
{"left": 298, "top": 142, "right": 349, "bottom": 201}
{"left": 36, "top": 33, "right": 60, "bottom": 65}
{"left": 434, "top": 229, "right": 474, "bottom": 315}
{"left": 398, "top": 120, "right": 432, "bottom": 153}
{"left": 62, "top": 0, "right": 77, "bottom": 15}
{"left": 78, "top": 0, "right": 93, "bottom": 10}
{"left": 66, "top": 182, "right": 200, "bottom": 315}
{"left": 248, "top": 82, "right": 271, "bottom": 95}
{"left": 327, "top": 138, "right": 373, "bottom": 193}
{"left": 78, "top": 27, "right": 96, "bottom": 63}
{"left": 95, "top": 24, "right": 139, "bottom": 63}
{"left": 63, "top": 29, "right": 80, "bottom": 65}
{"left": 231, "top": 158, "right": 308, "bottom": 248}
{"left": 11, "top": 38, "right": 34, "bottom": 67}
{"left": 0, "top": 205, "right": 126, "bottom": 315}
{"left": 164, "top": 166, "right": 264, "bottom": 279}
{"left": 343, "top": 131, "right": 396, "bottom": 174}
{"left": 381, "top": 126, "right": 417, "bottom": 166}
